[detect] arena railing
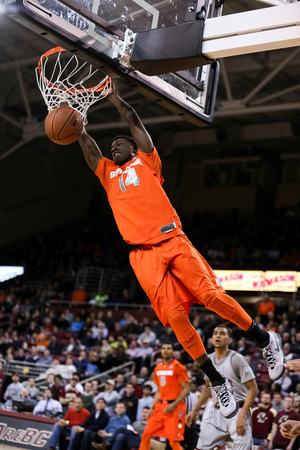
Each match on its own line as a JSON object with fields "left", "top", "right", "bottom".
{"left": 3, "top": 359, "right": 52, "bottom": 380}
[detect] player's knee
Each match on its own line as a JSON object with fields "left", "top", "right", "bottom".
{"left": 168, "top": 305, "right": 195, "bottom": 343}
{"left": 199, "top": 289, "right": 235, "bottom": 319}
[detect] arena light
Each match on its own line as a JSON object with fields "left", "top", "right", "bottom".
{"left": 0, "top": 266, "right": 24, "bottom": 282}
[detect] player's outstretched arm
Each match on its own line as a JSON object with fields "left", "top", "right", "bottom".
{"left": 107, "top": 84, "right": 153, "bottom": 154}
{"left": 186, "top": 380, "right": 210, "bottom": 427}
{"left": 78, "top": 130, "right": 103, "bottom": 172}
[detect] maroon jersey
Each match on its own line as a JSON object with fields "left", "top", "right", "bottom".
{"left": 252, "top": 406, "right": 275, "bottom": 439}
{"left": 60, "top": 387, "right": 82, "bottom": 403}
{"left": 273, "top": 409, "right": 300, "bottom": 446}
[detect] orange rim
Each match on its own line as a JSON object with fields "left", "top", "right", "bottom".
{"left": 38, "top": 46, "right": 111, "bottom": 93}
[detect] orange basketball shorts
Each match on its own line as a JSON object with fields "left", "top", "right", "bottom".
{"left": 129, "top": 234, "right": 225, "bottom": 326}
{"left": 143, "top": 400, "right": 186, "bottom": 441}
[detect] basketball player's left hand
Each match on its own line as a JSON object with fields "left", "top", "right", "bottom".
{"left": 236, "top": 413, "right": 246, "bottom": 436}
{"left": 164, "top": 403, "right": 176, "bottom": 414}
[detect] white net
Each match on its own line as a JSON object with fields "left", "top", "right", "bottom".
{"left": 36, "top": 47, "right": 111, "bottom": 125}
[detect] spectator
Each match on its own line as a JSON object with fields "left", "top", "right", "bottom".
{"left": 273, "top": 369, "right": 293, "bottom": 396}
{"left": 46, "top": 397, "right": 90, "bottom": 450}
{"left": 125, "top": 340, "right": 140, "bottom": 360}
{"left": 48, "top": 334, "right": 62, "bottom": 355}
{"left": 14, "top": 348, "right": 26, "bottom": 361}
{"left": 12, "top": 388, "right": 37, "bottom": 412}
{"left": 71, "top": 284, "right": 87, "bottom": 303}
{"left": 137, "top": 326, "right": 157, "bottom": 347}
{"left": 94, "top": 380, "right": 119, "bottom": 417}
{"left": 91, "top": 380, "right": 99, "bottom": 396}
{"left": 60, "top": 376, "right": 82, "bottom": 407}
{"left": 111, "top": 335, "right": 128, "bottom": 351}
{"left": 56, "top": 356, "right": 77, "bottom": 380}
{"left": 104, "top": 310, "right": 116, "bottom": 333}
{"left": 33, "top": 388, "right": 63, "bottom": 418}
{"left": 293, "top": 395, "right": 300, "bottom": 413}
{"left": 272, "top": 392, "right": 284, "bottom": 412}
{"left": 137, "top": 367, "right": 149, "bottom": 386}
{"left": 67, "top": 398, "right": 109, "bottom": 450}
{"left": 3, "top": 372, "right": 23, "bottom": 406}
{"left": 39, "top": 349, "right": 53, "bottom": 365}
{"left": 65, "top": 372, "right": 84, "bottom": 394}
{"left": 252, "top": 392, "right": 276, "bottom": 448}
{"left": 133, "top": 339, "right": 153, "bottom": 371}
{"left": 80, "top": 330, "right": 95, "bottom": 349}
{"left": 36, "top": 332, "right": 49, "bottom": 352}
{"left": 129, "top": 375, "right": 143, "bottom": 399}
{"left": 114, "top": 346, "right": 131, "bottom": 367}
{"left": 283, "top": 343, "right": 297, "bottom": 362}
{"left": 91, "top": 320, "right": 108, "bottom": 340}
{"left": 257, "top": 293, "right": 276, "bottom": 325}
{"left": 97, "top": 406, "right": 150, "bottom": 450}
{"left": 121, "top": 382, "right": 138, "bottom": 422}
{"left": 91, "top": 402, "right": 131, "bottom": 449}
{"left": 97, "top": 351, "right": 111, "bottom": 373}
{"left": 51, "top": 374, "right": 64, "bottom": 401}
{"left": 68, "top": 316, "right": 85, "bottom": 333}
{"left": 56, "top": 313, "right": 70, "bottom": 331}
{"left": 75, "top": 350, "right": 89, "bottom": 376}
{"left": 23, "top": 377, "right": 40, "bottom": 401}
{"left": 136, "top": 385, "right": 153, "bottom": 421}
{"left": 86, "top": 352, "right": 100, "bottom": 376}
{"left": 114, "top": 373, "right": 126, "bottom": 397}
{"left": 27, "top": 346, "right": 40, "bottom": 363}
{"left": 81, "top": 382, "right": 95, "bottom": 412}
{"left": 268, "top": 395, "right": 300, "bottom": 450}
{"left": 63, "top": 337, "right": 80, "bottom": 356}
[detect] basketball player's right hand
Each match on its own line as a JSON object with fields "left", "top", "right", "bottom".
{"left": 107, "top": 80, "right": 115, "bottom": 97}
{"left": 185, "top": 410, "right": 195, "bottom": 427}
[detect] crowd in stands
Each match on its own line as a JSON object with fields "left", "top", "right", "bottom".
{"left": 0, "top": 285, "right": 299, "bottom": 447}
{"left": 0, "top": 206, "right": 299, "bottom": 448}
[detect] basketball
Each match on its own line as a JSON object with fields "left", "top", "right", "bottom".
{"left": 44, "top": 106, "right": 83, "bottom": 145}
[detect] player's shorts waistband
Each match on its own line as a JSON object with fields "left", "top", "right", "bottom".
{"left": 215, "top": 400, "right": 244, "bottom": 409}
{"left": 160, "top": 399, "right": 176, "bottom": 404}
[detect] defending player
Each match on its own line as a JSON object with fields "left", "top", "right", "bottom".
{"left": 186, "top": 325, "right": 258, "bottom": 449}
{"left": 139, "top": 342, "right": 189, "bottom": 450}
{"left": 78, "top": 83, "right": 285, "bottom": 419}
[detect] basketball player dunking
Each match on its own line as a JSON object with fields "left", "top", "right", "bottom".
{"left": 78, "top": 83, "right": 285, "bottom": 419}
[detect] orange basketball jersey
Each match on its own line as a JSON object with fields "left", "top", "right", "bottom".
{"left": 154, "top": 358, "right": 188, "bottom": 401}
{"left": 95, "top": 148, "right": 184, "bottom": 245}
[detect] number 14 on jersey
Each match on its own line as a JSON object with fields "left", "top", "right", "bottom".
{"left": 119, "top": 167, "right": 140, "bottom": 193}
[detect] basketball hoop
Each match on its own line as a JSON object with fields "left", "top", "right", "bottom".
{"left": 36, "top": 46, "right": 111, "bottom": 125}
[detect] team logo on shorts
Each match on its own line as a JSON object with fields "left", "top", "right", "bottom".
{"left": 179, "top": 411, "right": 183, "bottom": 418}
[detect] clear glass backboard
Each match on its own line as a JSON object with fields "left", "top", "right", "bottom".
{"left": 3, "top": 0, "right": 221, "bottom": 126}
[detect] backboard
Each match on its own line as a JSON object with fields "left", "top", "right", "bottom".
{"left": 3, "top": 0, "right": 221, "bottom": 126}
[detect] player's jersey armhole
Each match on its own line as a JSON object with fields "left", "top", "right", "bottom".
{"left": 95, "top": 156, "right": 106, "bottom": 176}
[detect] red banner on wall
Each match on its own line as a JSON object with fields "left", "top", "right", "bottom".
{"left": 0, "top": 410, "right": 55, "bottom": 449}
